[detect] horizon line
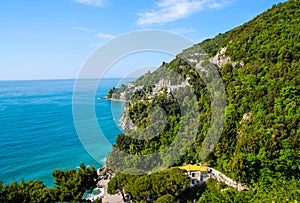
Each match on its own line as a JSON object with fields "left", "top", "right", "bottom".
{"left": 0, "top": 77, "right": 138, "bottom": 82}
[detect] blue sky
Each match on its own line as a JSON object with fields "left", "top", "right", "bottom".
{"left": 0, "top": 0, "right": 287, "bottom": 80}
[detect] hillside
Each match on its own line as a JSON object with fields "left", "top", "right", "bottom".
{"left": 107, "top": 0, "right": 300, "bottom": 202}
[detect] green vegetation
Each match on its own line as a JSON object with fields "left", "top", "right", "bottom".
{"left": 197, "top": 178, "right": 300, "bottom": 202}
{"left": 1, "top": 1, "right": 299, "bottom": 202}
{"left": 107, "top": 0, "right": 300, "bottom": 202}
{"left": 107, "top": 58, "right": 211, "bottom": 172}
{"left": 107, "top": 168, "right": 193, "bottom": 202}
{"left": 0, "top": 163, "right": 98, "bottom": 203}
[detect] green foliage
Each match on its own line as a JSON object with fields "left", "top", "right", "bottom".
{"left": 178, "top": 184, "right": 206, "bottom": 203}
{"left": 52, "top": 163, "right": 98, "bottom": 202}
{"left": 107, "top": 87, "right": 115, "bottom": 98}
{"left": 0, "top": 163, "right": 97, "bottom": 203}
{"left": 195, "top": 0, "right": 300, "bottom": 185}
{"left": 0, "top": 180, "right": 53, "bottom": 203}
{"left": 5, "top": 1, "right": 298, "bottom": 202}
{"left": 154, "top": 194, "right": 177, "bottom": 203}
{"left": 198, "top": 178, "right": 300, "bottom": 203}
{"left": 107, "top": 0, "right": 300, "bottom": 201}
{"left": 108, "top": 168, "right": 190, "bottom": 202}
{"left": 107, "top": 58, "right": 211, "bottom": 171}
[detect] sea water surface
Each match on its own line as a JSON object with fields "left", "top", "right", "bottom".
{"left": 0, "top": 78, "right": 130, "bottom": 187}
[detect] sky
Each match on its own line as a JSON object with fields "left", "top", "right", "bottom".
{"left": 0, "top": 0, "right": 287, "bottom": 80}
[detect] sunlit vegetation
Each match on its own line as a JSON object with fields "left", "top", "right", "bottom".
{"left": 107, "top": 1, "right": 300, "bottom": 202}
{"left": 107, "top": 168, "right": 192, "bottom": 202}
{"left": 0, "top": 164, "right": 98, "bottom": 203}
{"left": 1, "top": 1, "right": 299, "bottom": 202}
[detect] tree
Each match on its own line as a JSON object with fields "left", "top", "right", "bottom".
{"left": 108, "top": 173, "right": 134, "bottom": 202}
{"left": 154, "top": 194, "right": 177, "bottom": 203}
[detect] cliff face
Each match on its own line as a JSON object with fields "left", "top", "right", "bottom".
{"left": 118, "top": 77, "right": 191, "bottom": 130}
{"left": 120, "top": 109, "right": 136, "bottom": 130}
{"left": 209, "top": 46, "right": 245, "bottom": 68}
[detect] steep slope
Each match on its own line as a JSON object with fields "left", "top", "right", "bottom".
{"left": 107, "top": 0, "right": 300, "bottom": 188}
{"left": 192, "top": 0, "right": 300, "bottom": 184}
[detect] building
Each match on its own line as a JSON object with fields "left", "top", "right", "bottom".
{"left": 179, "top": 164, "right": 210, "bottom": 185}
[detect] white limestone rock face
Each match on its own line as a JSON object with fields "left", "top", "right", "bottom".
{"left": 120, "top": 108, "right": 136, "bottom": 130}
{"left": 210, "top": 47, "right": 231, "bottom": 67}
{"left": 210, "top": 46, "right": 245, "bottom": 68}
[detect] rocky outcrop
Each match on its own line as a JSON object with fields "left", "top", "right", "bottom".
{"left": 210, "top": 46, "right": 245, "bottom": 68}
{"left": 116, "top": 78, "right": 191, "bottom": 131}
{"left": 210, "top": 47, "right": 231, "bottom": 67}
{"left": 120, "top": 108, "right": 136, "bottom": 130}
{"left": 209, "top": 167, "right": 248, "bottom": 191}
{"left": 152, "top": 79, "right": 169, "bottom": 94}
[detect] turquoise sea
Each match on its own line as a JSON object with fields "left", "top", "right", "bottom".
{"left": 0, "top": 79, "right": 129, "bottom": 187}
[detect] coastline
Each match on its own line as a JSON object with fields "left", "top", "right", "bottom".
{"left": 103, "top": 96, "right": 128, "bottom": 103}
{"left": 89, "top": 95, "right": 126, "bottom": 202}
{"left": 90, "top": 166, "right": 123, "bottom": 203}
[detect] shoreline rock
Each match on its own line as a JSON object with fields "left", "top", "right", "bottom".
{"left": 104, "top": 96, "right": 128, "bottom": 103}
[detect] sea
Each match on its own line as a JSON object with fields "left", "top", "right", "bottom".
{"left": 0, "top": 78, "right": 131, "bottom": 187}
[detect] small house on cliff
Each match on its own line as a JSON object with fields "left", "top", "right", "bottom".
{"left": 179, "top": 164, "right": 210, "bottom": 185}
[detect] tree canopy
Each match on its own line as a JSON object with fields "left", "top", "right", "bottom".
{"left": 107, "top": 0, "right": 300, "bottom": 202}
{"left": 0, "top": 163, "right": 98, "bottom": 203}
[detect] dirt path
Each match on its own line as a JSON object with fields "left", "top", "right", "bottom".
{"left": 100, "top": 179, "right": 124, "bottom": 203}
